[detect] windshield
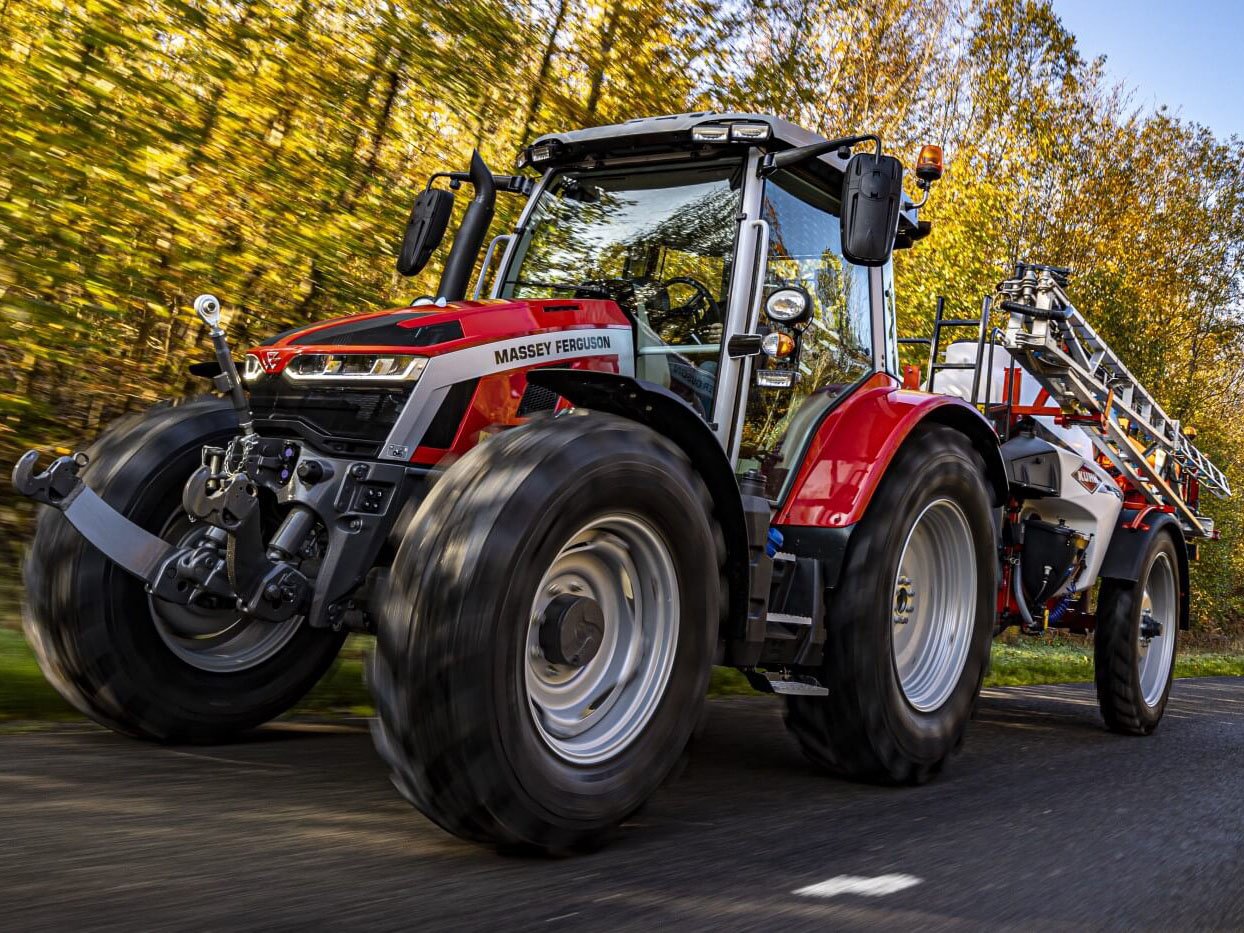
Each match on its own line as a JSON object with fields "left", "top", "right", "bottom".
{"left": 500, "top": 160, "right": 745, "bottom": 417}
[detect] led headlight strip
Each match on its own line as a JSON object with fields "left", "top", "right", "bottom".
{"left": 244, "top": 352, "right": 429, "bottom": 383}
{"left": 285, "top": 353, "right": 428, "bottom": 382}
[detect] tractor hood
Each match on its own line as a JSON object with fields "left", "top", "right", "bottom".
{"left": 240, "top": 297, "right": 634, "bottom": 463}
{"left": 245, "top": 297, "right": 631, "bottom": 377}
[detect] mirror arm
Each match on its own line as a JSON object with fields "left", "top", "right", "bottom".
{"left": 428, "top": 171, "right": 532, "bottom": 196}
{"left": 759, "top": 133, "right": 881, "bottom": 177}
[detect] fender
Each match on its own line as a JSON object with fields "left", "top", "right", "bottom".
{"left": 1099, "top": 509, "right": 1191, "bottom": 629}
{"left": 775, "top": 379, "right": 1008, "bottom": 532}
{"left": 526, "top": 369, "right": 749, "bottom": 642}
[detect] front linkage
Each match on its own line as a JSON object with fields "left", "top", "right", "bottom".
{"left": 12, "top": 295, "right": 413, "bottom": 633}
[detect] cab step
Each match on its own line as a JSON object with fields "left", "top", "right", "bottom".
{"left": 766, "top": 676, "right": 828, "bottom": 697}
{"left": 742, "top": 670, "right": 829, "bottom": 697}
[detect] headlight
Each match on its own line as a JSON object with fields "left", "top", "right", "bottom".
{"left": 729, "top": 122, "right": 771, "bottom": 141}
{"left": 528, "top": 144, "right": 555, "bottom": 164}
{"left": 765, "top": 287, "right": 810, "bottom": 323}
{"left": 755, "top": 369, "right": 797, "bottom": 389}
{"left": 691, "top": 123, "right": 730, "bottom": 143}
{"left": 284, "top": 353, "right": 428, "bottom": 382}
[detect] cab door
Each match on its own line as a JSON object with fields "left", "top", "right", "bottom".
{"left": 729, "top": 167, "right": 879, "bottom": 499}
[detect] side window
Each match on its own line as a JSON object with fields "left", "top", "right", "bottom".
{"left": 737, "top": 170, "right": 874, "bottom": 496}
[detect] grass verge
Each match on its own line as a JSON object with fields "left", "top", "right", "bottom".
{"left": 4, "top": 627, "right": 1244, "bottom": 723}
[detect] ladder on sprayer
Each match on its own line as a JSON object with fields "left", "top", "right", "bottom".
{"left": 903, "top": 297, "right": 990, "bottom": 394}
{"left": 988, "top": 262, "right": 1231, "bottom": 537}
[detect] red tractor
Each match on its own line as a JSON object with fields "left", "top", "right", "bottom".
{"left": 14, "top": 112, "right": 1229, "bottom": 853}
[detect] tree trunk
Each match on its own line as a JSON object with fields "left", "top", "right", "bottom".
{"left": 519, "top": 0, "right": 570, "bottom": 145}
{"left": 343, "top": 63, "right": 404, "bottom": 212}
{"left": 584, "top": 0, "right": 624, "bottom": 121}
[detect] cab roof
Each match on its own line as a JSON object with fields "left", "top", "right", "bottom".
{"left": 526, "top": 111, "right": 921, "bottom": 226}
{"left": 529, "top": 112, "right": 831, "bottom": 162}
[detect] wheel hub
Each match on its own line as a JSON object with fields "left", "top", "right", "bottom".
{"left": 893, "top": 575, "right": 916, "bottom": 625}
{"left": 149, "top": 511, "right": 302, "bottom": 673}
{"left": 524, "top": 513, "right": 679, "bottom": 765}
{"left": 539, "top": 594, "right": 605, "bottom": 668}
{"left": 1139, "top": 612, "right": 1163, "bottom": 641}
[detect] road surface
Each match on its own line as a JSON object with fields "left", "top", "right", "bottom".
{"left": 4, "top": 678, "right": 1244, "bottom": 930}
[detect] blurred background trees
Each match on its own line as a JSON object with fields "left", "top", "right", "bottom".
{"left": 1, "top": 0, "right": 1241, "bottom": 629}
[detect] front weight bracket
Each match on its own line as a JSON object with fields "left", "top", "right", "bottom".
{"left": 12, "top": 449, "right": 178, "bottom": 583}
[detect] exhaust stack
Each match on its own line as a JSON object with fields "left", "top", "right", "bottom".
{"left": 437, "top": 149, "right": 496, "bottom": 301}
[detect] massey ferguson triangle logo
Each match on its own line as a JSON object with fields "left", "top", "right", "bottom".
{"left": 260, "top": 350, "right": 283, "bottom": 372}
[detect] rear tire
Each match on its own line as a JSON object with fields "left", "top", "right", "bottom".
{"left": 22, "top": 398, "right": 346, "bottom": 743}
{"left": 785, "top": 424, "right": 997, "bottom": 784}
{"left": 370, "top": 413, "right": 721, "bottom": 852}
{"left": 1094, "top": 532, "right": 1181, "bottom": 735}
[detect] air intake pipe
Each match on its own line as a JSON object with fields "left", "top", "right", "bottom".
{"left": 437, "top": 149, "right": 496, "bottom": 301}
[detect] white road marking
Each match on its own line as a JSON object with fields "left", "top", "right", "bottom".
{"left": 794, "top": 873, "right": 923, "bottom": 899}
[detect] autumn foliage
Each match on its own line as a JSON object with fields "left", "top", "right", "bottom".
{"left": 0, "top": 0, "right": 1241, "bottom": 627}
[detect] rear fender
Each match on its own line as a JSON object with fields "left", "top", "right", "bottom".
{"left": 775, "top": 382, "right": 1008, "bottom": 531}
{"left": 1099, "top": 510, "right": 1191, "bottom": 629}
{"left": 526, "top": 369, "right": 748, "bottom": 641}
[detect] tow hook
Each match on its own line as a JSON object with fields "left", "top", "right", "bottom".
{"left": 12, "top": 449, "right": 90, "bottom": 508}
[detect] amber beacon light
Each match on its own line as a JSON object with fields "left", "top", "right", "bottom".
{"left": 915, "top": 144, "right": 944, "bottom": 182}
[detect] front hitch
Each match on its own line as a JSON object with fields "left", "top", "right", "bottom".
{"left": 12, "top": 447, "right": 308, "bottom": 619}
{"left": 11, "top": 295, "right": 317, "bottom": 625}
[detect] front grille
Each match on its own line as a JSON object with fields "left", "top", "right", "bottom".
{"left": 248, "top": 374, "right": 412, "bottom": 456}
{"left": 517, "top": 381, "right": 560, "bottom": 416}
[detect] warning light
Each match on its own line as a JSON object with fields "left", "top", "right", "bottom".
{"left": 915, "top": 145, "right": 944, "bottom": 183}
{"left": 761, "top": 331, "right": 796, "bottom": 358}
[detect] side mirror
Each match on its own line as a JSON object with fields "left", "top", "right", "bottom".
{"left": 840, "top": 152, "right": 904, "bottom": 267}
{"left": 397, "top": 188, "right": 455, "bottom": 277}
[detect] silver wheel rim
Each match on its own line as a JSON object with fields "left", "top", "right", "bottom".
{"left": 149, "top": 516, "right": 302, "bottom": 673}
{"left": 891, "top": 498, "right": 977, "bottom": 712}
{"left": 1138, "top": 552, "right": 1177, "bottom": 707}
{"left": 525, "top": 513, "right": 679, "bottom": 765}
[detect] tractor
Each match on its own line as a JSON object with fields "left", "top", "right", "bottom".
{"left": 13, "top": 112, "right": 1228, "bottom": 853}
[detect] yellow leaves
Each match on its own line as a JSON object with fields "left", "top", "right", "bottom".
{"left": 89, "top": 75, "right": 118, "bottom": 97}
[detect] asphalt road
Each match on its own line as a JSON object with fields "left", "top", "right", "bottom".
{"left": 4, "top": 678, "right": 1244, "bottom": 931}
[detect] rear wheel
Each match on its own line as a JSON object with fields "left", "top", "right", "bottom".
{"left": 370, "top": 413, "right": 721, "bottom": 852}
{"left": 22, "top": 398, "right": 346, "bottom": 743}
{"left": 1094, "top": 532, "right": 1181, "bottom": 735}
{"left": 785, "top": 424, "right": 997, "bottom": 784}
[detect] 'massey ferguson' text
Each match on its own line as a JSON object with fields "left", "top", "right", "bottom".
{"left": 494, "top": 335, "right": 612, "bottom": 366}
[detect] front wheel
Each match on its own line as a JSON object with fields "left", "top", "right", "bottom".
{"left": 1094, "top": 532, "right": 1182, "bottom": 735}
{"left": 370, "top": 413, "right": 722, "bottom": 852}
{"left": 785, "top": 424, "right": 997, "bottom": 784}
{"left": 23, "top": 398, "right": 347, "bottom": 743}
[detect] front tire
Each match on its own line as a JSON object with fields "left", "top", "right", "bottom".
{"left": 1094, "top": 532, "right": 1181, "bottom": 735}
{"left": 785, "top": 424, "right": 997, "bottom": 784}
{"left": 370, "top": 413, "right": 721, "bottom": 852}
{"left": 23, "top": 398, "right": 346, "bottom": 743}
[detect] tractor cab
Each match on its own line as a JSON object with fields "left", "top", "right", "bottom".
{"left": 404, "top": 113, "right": 939, "bottom": 499}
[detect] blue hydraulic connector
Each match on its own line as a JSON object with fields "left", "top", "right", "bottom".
{"left": 766, "top": 527, "right": 784, "bottom": 559}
